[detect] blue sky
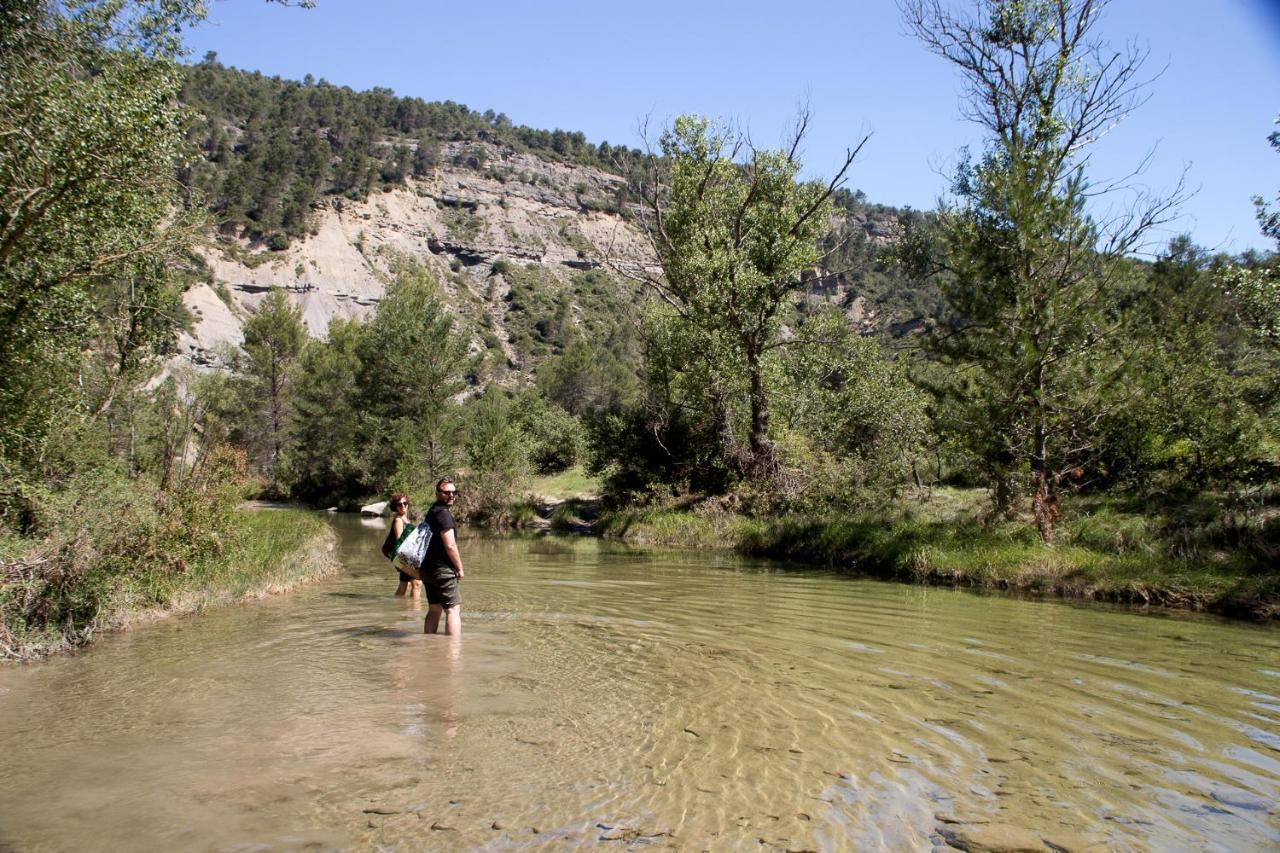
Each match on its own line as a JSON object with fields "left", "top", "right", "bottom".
{"left": 187, "top": 0, "right": 1280, "bottom": 254}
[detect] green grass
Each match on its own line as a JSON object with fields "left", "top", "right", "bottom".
{"left": 596, "top": 488, "right": 1280, "bottom": 620}
{"left": 127, "top": 508, "right": 337, "bottom": 610}
{"left": 530, "top": 466, "right": 600, "bottom": 500}
{"left": 2, "top": 507, "right": 337, "bottom": 659}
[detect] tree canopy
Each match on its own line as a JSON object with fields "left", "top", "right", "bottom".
{"left": 903, "top": 0, "right": 1184, "bottom": 540}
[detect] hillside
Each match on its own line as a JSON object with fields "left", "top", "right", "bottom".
{"left": 180, "top": 138, "right": 652, "bottom": 376}
{"left": 178, "top": 63, "right": 936, "bottom": 384}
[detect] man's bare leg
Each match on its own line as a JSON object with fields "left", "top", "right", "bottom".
{"left": 425, "top": 603, "right": 443, "bottom": 634}
{"left": 444, "top": 605, "right": 462, "bottom": 636}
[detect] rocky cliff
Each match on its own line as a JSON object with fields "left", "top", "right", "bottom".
{"left": 181, "top": 141, "right": 645, "bottom": 367}
{"left": 178, "top": 139, "right": 912, "bottom": 381}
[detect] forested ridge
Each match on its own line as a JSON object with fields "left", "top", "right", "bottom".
{"left": 181, "top": 56, "right": 653, "bottom": 246}
{"left": 178, "top": 58, "right": 939, "bottom": 338}
{"left": 3, "top": 0, "right": 1279, "bottom": 659}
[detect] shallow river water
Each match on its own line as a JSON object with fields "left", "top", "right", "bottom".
{"left": 0, "top": 515, "right": 1278, "bottom": 851}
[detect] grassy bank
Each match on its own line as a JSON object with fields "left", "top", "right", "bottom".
{"left": 1, "top": 507, "right": 338, "bottom": 660}
{"left": 596, "top": 489, "right": 1280, "bottom": 620}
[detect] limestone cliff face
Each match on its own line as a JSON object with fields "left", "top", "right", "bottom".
{"left": 178, "top": 140, "right": 909, "bottom": 377}
{"left": 178, "top": 140, "right": 653, "bottom": 373}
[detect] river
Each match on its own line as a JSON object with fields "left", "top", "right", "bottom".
{"left": 0, "top": 514, "right": 1276, "bottom": 851}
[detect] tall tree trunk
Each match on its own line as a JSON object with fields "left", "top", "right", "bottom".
{"left": 746, "top": 347, "right": 774, "bottom": 477}
{"left": 269, "top": 356, "right": 282, "bottom": 472}
{"left": 159, "top": 405, "right": 176, "bottom": 496}
{"left": 1031, "top": 417, "right": 1059, "bottom": 543}
{"left": 708, "top": 384, "right": 744, "bottom": 478}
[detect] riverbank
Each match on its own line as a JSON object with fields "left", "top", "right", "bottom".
{"left": 596, "top": 489, "right": 1280, "bottom": 621}
{"left": 0, "top": 508, "right": 338, "bottom": 660}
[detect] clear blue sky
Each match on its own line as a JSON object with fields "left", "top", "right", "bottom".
{"left": 187, "top": 0, "right": 1280, "bottom": 255}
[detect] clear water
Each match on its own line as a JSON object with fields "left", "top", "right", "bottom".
{"left": 0, "top": 515, "right": 1276, "bottom": 851}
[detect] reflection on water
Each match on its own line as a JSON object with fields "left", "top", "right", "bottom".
{"left": 0, "top": 515, "right": 1277, "bottom": 850}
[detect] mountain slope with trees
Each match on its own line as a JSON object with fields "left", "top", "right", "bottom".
{"left": 3, "top": 0, "right": 1277, "bottom": 664}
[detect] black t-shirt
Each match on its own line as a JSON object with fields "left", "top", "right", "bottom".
{"left": 424, "top": 502, "right": 457, "bottom": 578}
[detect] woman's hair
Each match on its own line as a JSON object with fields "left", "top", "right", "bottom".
{"left": 389, "top": 492, "right": 409, "bottom": 509}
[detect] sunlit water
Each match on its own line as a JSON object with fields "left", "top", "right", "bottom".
{"left": 0, "top": 515, "right": 1277, "bottom": 851}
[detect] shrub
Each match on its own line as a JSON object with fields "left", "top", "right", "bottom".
{"left": 512, "top": 393, "right": 587, "bottom": 474}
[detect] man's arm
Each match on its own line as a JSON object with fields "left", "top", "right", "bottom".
{"left": 441, "top": 528, "right": 464, "bottom": 579}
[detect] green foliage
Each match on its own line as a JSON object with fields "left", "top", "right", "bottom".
{"left": 276, "top": 257, "right": 470, "bottom": 505}
{"left": 1092, "top": 239, "right": 1267, "bottom": 488}
{"left": 1254, "top": 116, "right": 1280, "bottom": 244}
{"left": 459, "top": 389, "right": 529, "bottom": 521}
{"left": 356, "top": 257, "right": 470, "bottom": 486}
{"left": 611, "top": 114, "right": 880, "bottom": 503}
{"left": 1, "top": 463, "right": 333, "bottom": 658}
{"left": 820, "top": 202, "right": 943, "bottom": 330}
{"left": 904, "top": 0, "right": 1181, "bottom": 540}
{"left": 181, "top": 61, "right": 653, "bottom": 243}
{"left": 596, "top": 486, "right": 1278, "bottom": 617}
{"left": 510, "top": 391, "right": 587, "bottom": 474}
{"left": 587, "top": 314, "right": 739, "bottom": 506}
{"left": 233, "top": 289, "right": 306, "bottom": 480}
{"left": 536, "top": 329, "right": 640, "bottom": 416}
{"left": 0, "top": 0, "right": 198, "bottom": 470}
{"left": 1, "top": 443, "right": 252, "bottom": 655}
{"left": 441, "top": 206, "right": 484, "bottom": 242}
{"left": 643, "top": 115, "right": 851, "bottom": 474}
{"left": 1219, "top": 262, "right": 1280, "bottom": 346}
{"left": 501, "top": 262, "right": 573, "bottom": 362}
{"left": 279, "top": 318, "right": 367, "bottom": 506}
{"left": 776, "top": 310, "right": 931, "bottom": 508}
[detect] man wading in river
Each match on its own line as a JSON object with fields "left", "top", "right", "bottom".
{"left": 422, "top": 478, "right": 465, "bottom": 636}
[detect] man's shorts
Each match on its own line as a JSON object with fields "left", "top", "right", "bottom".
{"left": 425, "top": 573, "right": 461, "bottom": 608}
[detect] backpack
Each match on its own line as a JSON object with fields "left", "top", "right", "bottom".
{"left": 393, "top": 519, "right": 433, "bottom": 570}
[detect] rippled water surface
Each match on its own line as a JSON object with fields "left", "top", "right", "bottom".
{"left": 1, "top": 515, "right": 1278, "bottom": 851}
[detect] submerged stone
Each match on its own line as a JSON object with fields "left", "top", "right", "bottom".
{"left": 936, "top": 822, "right": 1048, "bottom": 852}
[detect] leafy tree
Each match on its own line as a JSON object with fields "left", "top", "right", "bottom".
{"left": 237, "top": 289, "right": 306, "bottom": 478}
{"left": 281, "top": 317, "right": 367, "bottom": 504}
{"left": 623, "top": 113, "right": 862, "bottom": 477}
{"left": 510, "top": 391, "right": 587, "bottom": 474}
{"left": 461, "top": 388, "right": 530, "bottom": 521}
{"left": 536, "top": 331, "right": 639, "bottom": 417}
{"left": 1221, "top": 264, "right": 1280, "bottom": 346}
{"left": 1218, "top": 120, "right": 1280, "bottom": 349}
{"left": 776, "top": 311, "right": 931, "bottom": 506}
{"left": 588, "top": 304, "right": 742, "bottom": 503}
{"left": 357, "top": 258, "right": 470, "bottom": 486}
{"left": 0, "top": 0, "right": 202, "bottom": 471}
{"left": 903, "top": 0, "right": 1184, "bottom": 541}
{"left": 1095, "top": 238, "right": 1263, "bottom": 487}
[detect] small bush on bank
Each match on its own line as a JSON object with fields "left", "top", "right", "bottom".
{"left": 0, "top": 448, "right": 334, "bottom": 659}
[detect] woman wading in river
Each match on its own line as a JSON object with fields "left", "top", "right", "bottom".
{"left": 385, "top": 493, "right": 422, "bottom": 599}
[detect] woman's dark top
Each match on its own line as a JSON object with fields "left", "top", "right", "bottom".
{"left": 424, "top": 502, "right": 457, "bottom": 579}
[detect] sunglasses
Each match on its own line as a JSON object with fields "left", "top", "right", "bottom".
{"left": 439, "top": 490, "right": 458, "bottom": 497}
